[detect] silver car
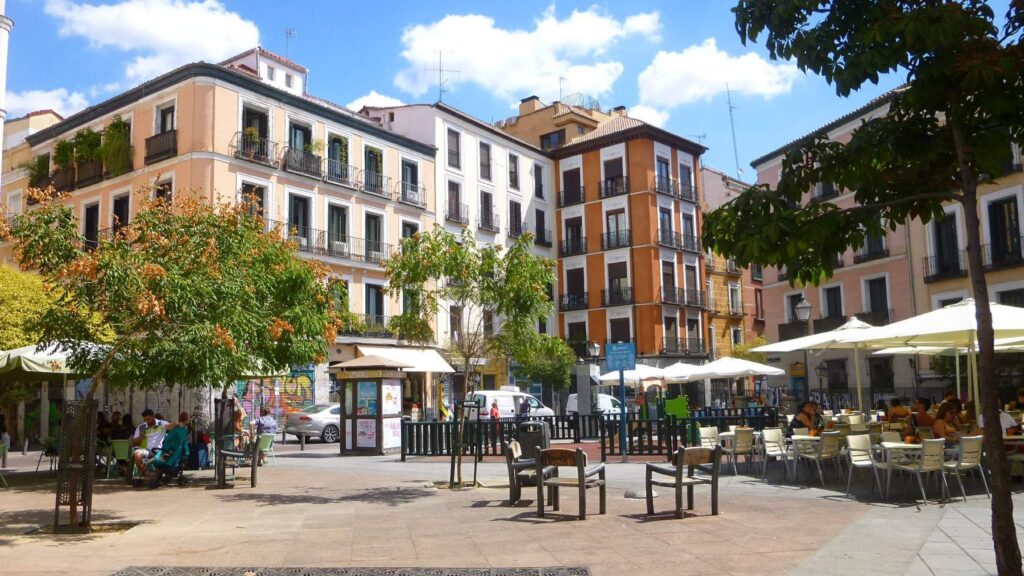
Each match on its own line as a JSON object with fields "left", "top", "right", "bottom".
{"left": 284, "top": 403, "right": 341, "bottom": 443}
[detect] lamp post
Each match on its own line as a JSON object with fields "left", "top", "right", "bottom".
{"left": 588, "top": 342, "right": 601, "bottom": 415}
{"left": 815, "top": 362, "right": 829, "bottom": 399}
{"left": 795, "top": 297, "right": 813, "bottom": 400}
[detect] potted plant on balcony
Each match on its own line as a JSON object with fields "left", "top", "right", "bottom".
{"left": 100, "top": 115, "right": 133, "bottom": 177}
{"left": 242, "top": 126, "right": 260, "bottom": 159}
{"left": 304, "top": 139, "right": 324, "bottom": 157}
{"left": 72, "top": 128, "right": 103, "bottom": 185}
{"left": 53, "top": 139, "right": 74, "bottom": 172}
{"left": 21, "top": 154, "right": 51, "bottom": 190}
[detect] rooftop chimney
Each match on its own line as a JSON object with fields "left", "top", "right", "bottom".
{"left": 519, "top": 95, "right": 542, "bottom": 116}
{"left": 611, "top": 105, "right": 627, "bottom": 117}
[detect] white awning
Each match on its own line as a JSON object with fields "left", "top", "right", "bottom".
{"left": 356, "top": 346, "right": 455, "bottom": 373}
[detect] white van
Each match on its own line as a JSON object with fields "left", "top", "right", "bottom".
{"left": 565, "top": 393, "right": 624, "bottom": 416}
{"left": 466, "top": 390, "right": 555, "bottom": 419}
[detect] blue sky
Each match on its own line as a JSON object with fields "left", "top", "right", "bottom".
{"left": 4, "top": 0, "right": 949, "bottom": 175}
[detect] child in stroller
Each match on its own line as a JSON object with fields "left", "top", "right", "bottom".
{"left": 143, "top": 419, "right": 190, "bottom": 489}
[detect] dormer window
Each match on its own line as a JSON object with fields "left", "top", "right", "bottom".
{"left": 267, "top": 66, "right": 276, "bottom": 81}
{"left": 286, "top": 73, "right": 293, "bottom": 88}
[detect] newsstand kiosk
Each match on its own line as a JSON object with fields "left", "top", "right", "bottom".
{"left": 330, "top": 355, "right": 410, "bottom": 455}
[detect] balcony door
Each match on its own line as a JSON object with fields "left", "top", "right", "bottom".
{"left": 866, "top": 277, "right": 888, "bottom": 316}
{"left": 328, "top": 205, "right": 347, "bottom": 250}
{"left": 328, "top": 136, "right": 349, "bottom": 180}
{"left": 662, "top": 261, "right": 676, "bottom": 294}
{"left": 242, "top": 107, "right": 268, "bottom": 138}
{"left": 787, "top": 293, "right": 803, "bottom": 322}
{"left": 288, "top": 195, "right": 310, "bottom": 240}
{"left": 566, "top": 268, "right": 585, "bottom": 297}
{"left": 509, "top": 200, "right": 522, "bottom": 234}
{"left": 682, "top": 214, "right": 695, "bottom": 241}
{"left": 565, "top": 216, "right": 583, "bottom": 252}
{"left": 534, "top": 209, "right": 545, "bottom": 240}
{"left": 112, "top": 195, "right": 130, "bottom": 229}
{"left": 480, "top": 191, "right": 493, "bottom": 226}
{"left": 609, "top": 318, "right": 631, "bottom": 344}
{"left": 603, "top": 158, "right": 623, "bottom": 192}
{"left": 447, "top": 181, "right": 461, "bottom": 215}
{"left": 656, "top": 156, "right": 670, "bottom": 188}
{"left": 401, "top": 221, "right": 419, "bottom": 239}
{"left": 934, "top": 214, "right": 959, "bottom": 273}
{"left": 365, "top": 284, "right": 385, "bottom": 325}
{"left": 365, "top": 213, "right": 382, "bottom": 259}
{"left": 241, "top": 183, "right": 264, "bottom": 218}
{"left": 664, "top": 315, "right": 678, "bottom": 339}
{"left": 823, "top": 286, "right": 843, "bottom": 318}
{"left": 401, "top": 160, "right": 418, "bottom": 194}
{"left": 159, "top": 106, "right": 175, "bottom": 134}
{"left": 289, "top": 123, "right": 311, "bottom": 151}
{"left": 686, "top": 317, "right": 701, "bottom": 343}
{"left": 84, "top": 204, "right": 99, "bottom": 249}
{"left": 606, "top": 209, "right": 626, "bottom": 246}
{"left": 567, "top": 321, "right": 587, "bottom": 355}
{"left": 684, "top": 264, "right": 697, "bottom": 291}
{"left": 988, "top": 197, "right": 1021, "bottom": 266}
{"left": 608, "top": 262, "right": 628, "bottom": 305}
{"left": 562, "top": 168, "right": 581, "bottom": 203}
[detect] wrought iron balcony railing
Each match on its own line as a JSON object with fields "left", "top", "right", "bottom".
{"left": 144, "top": 130, "right": 178, "bottom": 165}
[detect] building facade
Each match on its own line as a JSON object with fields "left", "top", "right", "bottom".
{"left": 360, "top": 102, "right": 557, "bottom": 398}
{"left": 1, "top": 47, "right": 450, "bottom": 423}
{"left": 497, "top": 96, "right": 709, "bottom": 373}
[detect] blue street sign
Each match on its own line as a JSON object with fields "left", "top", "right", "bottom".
{"left": 605, "top": 342, "right": 636, "bottom": 372}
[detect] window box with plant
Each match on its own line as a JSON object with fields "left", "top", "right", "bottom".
{"left": 51, "top": 139, "right": 76, "bottom": 192}
{"left": 73, "top": 128, "right": 103, "bottom": 187}
{"left": 100, "top": 116, "right": 134, "bottom": 178}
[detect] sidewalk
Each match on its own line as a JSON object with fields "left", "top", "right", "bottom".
{"left": 1, "top": 442, "right": 1021, "bottom": 575}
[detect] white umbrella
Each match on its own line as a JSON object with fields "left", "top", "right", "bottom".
{"left": 598, "top": 363, "right": 665, "bottom": 384}
{"left": 872, "top": 337, "right": 1024, "bottom": 400}
{"left": 662, "top": 361, "right": 703, "bottom": 383}
{"left": 840, "top": 299, "right": 1024, "bottom": 416}
{"left": 679, "top": 357, "right": 785, "bottom": 382}
{"left": 752, "top": 316, "right": 876, "bottom": 411}
{"left": 0, "top": 343, "right": 98, "bottom": 382}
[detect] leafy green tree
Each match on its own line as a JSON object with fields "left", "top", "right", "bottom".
{"left": 731, "top": 336, "right": 768, "bottom": 364}
{"left": 0, "top": 264, "right": 52, "bottom": 406}
{"left": 504, "top": 327, "right": 576, "bottom": 391}
{"left": 705, "top": 2, "right": 1022, "bottom": 569}
{"left": 2, "top": 187, "right": 348, "bottom": 525}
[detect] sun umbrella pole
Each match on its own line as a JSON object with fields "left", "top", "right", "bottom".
{"left": 855, "top": 346, "right": 864, "bottom": 413}
{"left": 955, "top": 351, "right": 961, "bottom": 400}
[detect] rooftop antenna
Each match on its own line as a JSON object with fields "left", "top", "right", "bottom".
{"left": 285, "top": 28, "right": 298, "bottom": 59}
{"left": 558, "top": 75, "right": 567, "bottom": 101}
{"left": 688, "top": 133, "right": 707, "bottom": 145}
{"left": 726, "top": 83, "right": 744, "bottom": 178}
{"left": 425, "top": 51, "right": 459, "bottom": 103}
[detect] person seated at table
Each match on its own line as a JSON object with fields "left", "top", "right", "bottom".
{"left": 1008, "top": 388, "right": 1024, "bottom": 411}
{"left": 932, "top": 403, "right": 961, "bottom": 445}
{"left": 109, "top": 411, "right": 127, "bottom": 439}
{"left": 233, "top": 405, "right": 250, "bottom": 449}
{"left": 887, "top": 398, "right": 911, "bottom": 422}
{"left": 131, "top": 409, "right": 168, "bottom": 478}
{"left": 255, "top": 407, "right": 277, "bottom": 435}
{"left": 787, "top": 402, "right": 818, "bottom": 436}
{"left": 96, "top": 411, "right": 113, "bottom": 444}
{"left": 875, "top": 399, "right": 888, "bottom": 418}
{"left": 913, "top": 398, "right": 936, "bottom": 429}
{"left": 978, "top": 408, "right": 1021, "bottom": 436}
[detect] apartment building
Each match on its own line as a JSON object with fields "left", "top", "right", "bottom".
{"left": 751, "top": 91, "right": 918, "bottom": 402}
{"left": 0, "top": 47, "right": 449, "bottom": 418}
{"left": 360, "top": 102, "right": 556, "bottom": 397}
{"left": 701, "top": 166, "right": 765, "bottom": 357}
{"left": 497, "top": 95, "right": 708, "bottom": 370}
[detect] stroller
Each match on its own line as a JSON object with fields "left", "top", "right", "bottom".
{"left": 144, "top": 425, "right": 190, "bottom": 489}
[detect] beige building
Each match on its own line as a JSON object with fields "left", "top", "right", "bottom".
{"left": 1, "top": 47, "right": 451, "bottom": 428}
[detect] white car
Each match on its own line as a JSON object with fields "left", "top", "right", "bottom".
{"left": 565, "top": 393, "right": 626, "bottom": 416}
{"left": 466, "top": 390, "right": 554, "bottom": 419}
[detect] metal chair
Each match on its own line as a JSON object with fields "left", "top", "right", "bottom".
{"left": 502, "top": 440, "right": 553, "bottom": 505}
{"left": 0, "top": 444, "right": 7, "bottom": 488}
{"left": 535, "top": 447, "right": 606, "bottom": 520}
{"left": 894, "top": 438, "right": 949, "bottom": 505}
{"left": 35, "top": 437, "right": 59, "bottom": 473}
{"left": 257, "top": 433, "right": 276, "bottom": 465}
{"left": 721, "top": 427, "right": 755, "bottom": 475}
{"left": 760, "top": 427, "right": 791, "bottom": 481}
{"left": 845, "top": 433, "right": 884, "bottom": 496}
{"left": 107, "top": 439, "right": 131, "bottom": 478}
{"left": 698, "top": 426, "right": 719, "bottom": 448}
{"left": 943, "top": 435, "right": 989, "bottom": 502}
{"left": 795, "top": 431, "right": 842, "bottom": 487}
{"left": 646, "top": 445, "right": 721, "bottom": 518}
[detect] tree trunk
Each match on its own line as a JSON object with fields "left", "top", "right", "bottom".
{"left": 952, "top": 115, "right": 1022, "bottom": 575}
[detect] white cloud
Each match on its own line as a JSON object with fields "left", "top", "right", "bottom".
{"left": 44, "top": 0, "right": 259, "bottom": 83}
{"left": 394, "top": 7, "right": 660, "bottom": 103}
{"left": 638, "top": 38, "right": 801, "bottom": 109}
{"left": 629, "top": 105, "right": 669, "bottom": 127}
{"left": 346, "top": 91, "right": 404, "bottom": 111}
{"left": 7, "top": 88, "right": 89, "bottom": 118}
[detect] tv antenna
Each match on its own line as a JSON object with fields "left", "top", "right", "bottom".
{"left": 559, "top": 75, "right": 567, "bottom": 100}
{"left": 726, "top": 83, "right": 743, "bottom": 178}
{"left": 425, "top": 51, "right": 459, "bottom": 103}
{"left": 285, "top": 28, "right": 298, "bottom": 59}
{"left": 687, "top": 133, "right": 707, "bottom": 145}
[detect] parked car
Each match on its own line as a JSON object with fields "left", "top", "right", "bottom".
{"left": 284, "top": 403, "right": 341, "bottom": 443}
{"left": 466, "top": 390, "right": 555, "bottom": 419}
{"left": 565, "top": 393, "right": 626, "bottom": 416}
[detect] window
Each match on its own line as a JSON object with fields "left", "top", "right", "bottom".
{"left": 934, "top": 214, "right": 960, "bottom": 274}
{"left": 447, "top": 181, "right": 461, "bottom": 215}
{"left": 479, "top": 142, "right": 491, "bottom": 180}
{"left": 288, "top": 195, "right": 310, "bottom": 242}
{"left": 401, "top": 221, "right": 419, "bottom": 239}
{"left": 825, "top": 359, "right": 848, "bottom": 391}
{"left": 158, "top": 105, "right": 175, "bottom": 133}
{"left": 609, "top": 318, "right": 631, "bottom": 343}
{"left": 540, "top": 129, "right": 564, "bottom": 150}
{"left": 679, "top": 164, "right": 693, "bottom": 191}
{"left": 112, "top": 195, "right": 130, "bottom": 229}
{"left": 154, "top": 180, "right": 172, "bottom": 201}
{"left": 988, "top": 197, "right": 1021, "bottom": 266}
{"left": 822, "top": 286, "right": 843, "bottom": 318}
{"left": 664, "top": 315, "right": 678, "bottom": 338}
{"left": 816, "top": 181, "right": 837, "bottom": 199}
{"left": 285, "top": 73, "right": 293, "bottom": 88}
{"left": 327, "top": 135, "right": 349, "bottom": 179}
{"left": 607, "top": 262, "right": 628, "bottom": 298}
{"left": 533, "top": 163, "right": 543, "bottom": 198}
{"left": 655, "top": 156, "right": 670, "bottom": 191}
{"left": 509, "top": 154, "right": 519, "bottom": 189}
{"left": 754, "top": 288, "right": 764, "bottom": 320}
{"left": 267, "top": 66, "right": 276, "bottom": 81}
{"left": 603, "top": 158, "right": 624, "bottom": 194}
{"left": 786, "top": 293, "right": 804, "bottom": 322}
{"left": 534, "top": 208, "right": 546, "bottom": 242}
{"left": 288, "top": 122, "right": 311, "bottom": 150}
{"left": 538, "top": 317, "right": 547, "bottom": 334}
{"left": 509, "top": 200, "right": 522, "bottom": 235}
{"left": 241, "top": 182, "right": 265, "bottom": 217}
{"left": 328, "top": 204, "right": 347, "bottom": 245}
{"left": 83, "top": 204, "right": 99, "bottom": 250}
{"left": 480, "top": 190, "right": 494, "bottom": 228}
{"left": 869, "top": 357, "right": 894, "bottom": 391}
{"left": 447, "top": 129, "right": 461, "bottom": 169}
{"left": 659, "top": 208, "right": 673, "bottom": 236}
{"left": 450, "top": 306, "right": 463, "bottom": 340}
{"left": 567, "top": 321, "right": 587, "bottom": 348}
{"left": 751, "top": 263, "right": 763, "bottom": 282}
{"left": 662, "top": 261, "right": 676, "bottom": 292}
{"left": 400, "top": 159, "right": 419, "bottom": 201}
{"left": 242, "top": 106, "right": 268, "bottom": 139}
{"left": 998, "top": 288, "right": 1024, "bottom": 307}
{"left": 866, "top": 277, "right": 888, "bottom": 315}
{"left": 365, "top": 284, "right": 384, "bottom": 322}
{"left": 364, "top": 146, "right": 384, "bottom": 191}
{"left": 731, "top": 327, "right": 743, "bottom": 346}
{"left": 577, "top": 125, "right": 586, "bottom": 135}
{"left": 728, "top": 284, "right": 742, "bottom": 314}
{"left": 562, "top": 167, "right": 582, "bottom": 204}
{"left": 939, "top": 296, "right": 963, "bottom": 308}
{"left": 708, "top": 324, "right": 716, "bottom": 358}
{"left": 483, "top": 310, "right": 494, "bottom": 337}
{"left": 365, "top": 213, "right": 382, "bottom": 261}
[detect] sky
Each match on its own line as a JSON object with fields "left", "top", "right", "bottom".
{"left": 2, "top": 0, "right": 966, "bottom": 178}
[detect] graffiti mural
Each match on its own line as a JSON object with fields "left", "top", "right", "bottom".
{"left": 235, "top": 366, "right": 316, "bottom": 423}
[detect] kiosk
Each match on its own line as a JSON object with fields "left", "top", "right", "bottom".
{"left": 330, "top": 355, "right": 410, "bottom": 455}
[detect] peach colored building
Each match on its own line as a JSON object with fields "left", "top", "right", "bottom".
{"left": 1, "top": 48, "right": 449, "bottom": 421}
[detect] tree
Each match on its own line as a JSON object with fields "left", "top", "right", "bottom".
{"left": 705, "top": 2, "right": 1023, "bottom": 570}
{"left": 0, "top": 265, "right": 53, "bottom": 407}
{"left": 2, "top": 187, "right": 348, "bottom": 526}
{"left": 504, "top": 328, "right": 576, "bottom": 391}
{"left": 731, "top": 336, "right": 768, "bottom": 364}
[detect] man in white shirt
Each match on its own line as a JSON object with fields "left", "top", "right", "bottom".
{"left": 131, "top": 408, "right": 168, "bottom": 476}
{"left": 978, "top": 410, "right": 1021, "bottom": 435}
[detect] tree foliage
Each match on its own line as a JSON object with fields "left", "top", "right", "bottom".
{"left": 1, "top": 187, "right": 350, "bottom": 397}
{"left": 707, "top": 2, "right": 1023, "bottom": 571}
{"left": 503, "top": 326, "right": 576, "bottom": 390}
{"left": 0, "top": 264, "right": 53, "bottom": 404}
{"left": 731, "top": 336, "right": 768, "bottom": 364}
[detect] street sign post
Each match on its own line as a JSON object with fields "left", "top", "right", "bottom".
{"left": 604, "top": 342, "right": 636, "bottom": 460}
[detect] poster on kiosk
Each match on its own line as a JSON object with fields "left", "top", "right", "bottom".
{"left": 330, "top": 355, "right": 409, "bottom": 455}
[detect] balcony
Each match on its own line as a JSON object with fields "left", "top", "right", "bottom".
{"left": 559, "top": 292, "right": 589, "bottom": 311}
{"left": 814, "top": 315, "right": 847, "bottom": 333}
{"left": 268, "top": 220, "right": 393, "bottom": 266}
{"left": 144, "top": 130, "right": 178, "bottom": 164}
{"left": 397, "top": 182, "right": 427, "bottom": 208}
{"left": 923, "top": 252, "right": 967, "bottom": 283}
{"left": 602, "top": 229, "right": 631, "bottom": 250}
{"left": 75, "top": 160, "right": 103, "bottom": 188}
{"left": 726, "top": 259, "right": 741, "bottom": 274}
{"left": 479, "top": 209, "right": 500, "bottom": 233}
{"left": 559, "top": 187, "right": 585, "bottom": 207}
{"left": 660, "top": 287, "right": 683, "bottom": 305}
{"left": 858, "top": 308, "right": 894, "bottom": 326}
{"left": 602, "top": 286, "right": 633, "bottom": 307}
{"left": 363, "top": 171, "right": 391, "bottom": 198}
{"left": 777, "top": 269, "right": 789, "bottom": 282}
{"left": 683, "top": 289, "right": 706, "bottom": 308}
{"left": 663, "top": 337, "right": 705, "bottom": 356}
{"left": 778, "top": 321, "right": 808, "bottom": 341}
{"left": 51, "top": 169, "right": 75, "bottom": 192}
{"left": 682, "top": 234, "right": 701, "bottom": 253}
{"left": 446, "top": 203, "right": 470, "bottom": 225}
{"left": 678, "top": 182, "right": 696, "bottom": 202}
{"left": 705, "top": 255, "right": 717, "bottom": 271}
{"left": 657, "top": 229, "right": 682, "bottom": 250}
{"left": 854, "top": 245, "right": 889, "bottom": 264}
{"left": 282, "top": 147, "right": 323, "bottom": 179}
{"left": 233, "top": 131, "right": 278, "bottom": 166}
{"left": 983, "top": 240, "right": 1024, "bottom": 270}
{"left": 599, "top": 176, "right": 628, "bottom": 198}
{"left": 565, "top": 339, "right": 589, "bottom": 359}
{"left": 652, "top": 175, "right": 677, "bottom": 197}
{"left": 533, "top": 228, "right": 553, "bottom": 247}
{"left": 559, "top": 236, "right": 587, "bottom": 257}
{"left": 508, "top": 222, "right": 525, "bottom": 238}
{"left": 325, "top": 160, "right": 360, "bottom": 188}
{"left": 344, "top": 313, "right": 394, "bottom": 338}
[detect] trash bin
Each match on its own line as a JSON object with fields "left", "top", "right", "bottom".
{"left": 518, "top": 420, "right": 550, "bottom": 460}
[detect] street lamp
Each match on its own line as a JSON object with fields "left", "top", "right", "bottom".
{"left": 587, "top": 342, "right": 601, "bottom": 415}
{"left": 588, "top": 341, "right": 601, "bottom": 361}
{"left": 795, "top": 297, "right": 813, "bottom": 399}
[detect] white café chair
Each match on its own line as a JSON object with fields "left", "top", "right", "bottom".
{"left": 795, "top": 431, "right": 842, "bottom": 487}
{"left": 698, "top": 426, "right": 719, "bottom": 449}
{"left": 893, "top": 438, "right": 949, "bottom": 504}
{"left": 943, "top": 435, "right": 989, "bottom": 502}
{"left": 845, "top": 433, "right": 886, "bottom": 496}
{"left": 721, "top": 427, "right": 755, "bottom": 475}
{"left": 760, "top": 427, "right": 791, "bottom": 481}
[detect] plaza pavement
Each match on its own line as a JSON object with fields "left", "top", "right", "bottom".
{"left": 0, "top": 440, "right": 1021, "bottom": 576}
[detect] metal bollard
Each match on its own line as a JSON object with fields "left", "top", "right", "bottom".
{"left": 300, "top": 433, "right": 305, "bottom": 451}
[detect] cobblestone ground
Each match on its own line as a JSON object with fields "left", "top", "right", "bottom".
{"left": 0, "top": 440, "right": 1021, "bottom": 576}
